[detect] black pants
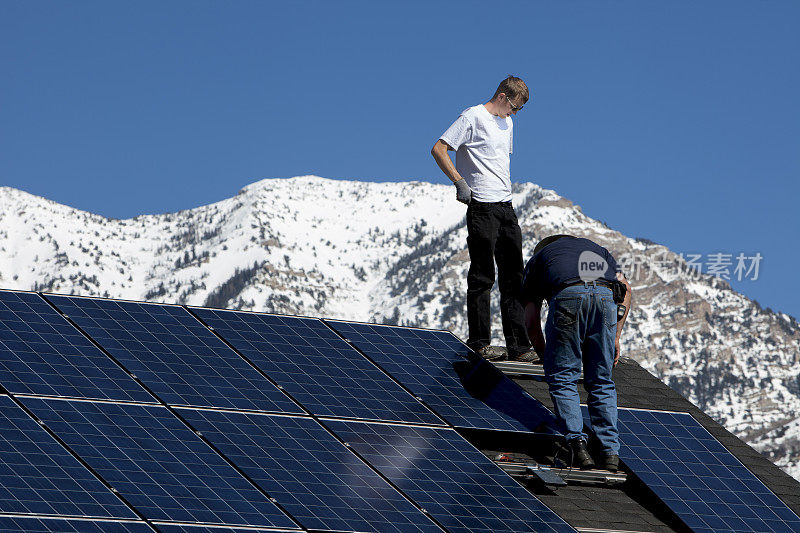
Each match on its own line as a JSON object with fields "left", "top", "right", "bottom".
{"left": 465, "top": 201, "right": 531, "bottom": 356}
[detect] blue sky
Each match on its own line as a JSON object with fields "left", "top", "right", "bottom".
{"left": 2, "top": 1, "right": 799, "bottom": 319}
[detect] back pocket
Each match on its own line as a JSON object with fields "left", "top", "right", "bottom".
{"left": 553, "top": 297, "right": 579, "bottom": 327}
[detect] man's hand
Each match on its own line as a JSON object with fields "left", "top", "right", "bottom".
{"left": 525, "top": 301, "right": 545, "bottom": 357}
{"left": 613, "top": 270, "right": 631, "bottom": 368}
{"left": 454, "top": 179, "right": 472, "bottom": 204}
{"left": 616, "top": 271, "right": 631, "bottom": 294}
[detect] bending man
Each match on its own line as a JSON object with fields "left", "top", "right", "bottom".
{"left": 521, "top": 234, "right": 631, "bottom": 471}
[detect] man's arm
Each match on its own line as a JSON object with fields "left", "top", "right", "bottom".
{"left": 524, "top": 301, "right": 545, "bottom": 357}
{"left": 431, "top": 140, "right": 471, "bottom": 204}
{"left": 431, "top": 140, "right": 462, "bottom": 184}
{"left": 613, "top": 272, "right": 632, "bottom": 366}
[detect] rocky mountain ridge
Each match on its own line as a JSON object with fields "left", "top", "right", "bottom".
{"left": 1, "top": 176, "right": 798, "bottom": 481}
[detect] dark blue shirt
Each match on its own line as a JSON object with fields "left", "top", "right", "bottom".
{"left": 522, "top": 236, "right": 619, "bottom": 304}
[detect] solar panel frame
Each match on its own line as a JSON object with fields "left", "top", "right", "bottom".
{"left": 611, "top": 408, "right": 800, "bottom": 533}
{"left": 0, "top": 517, "right": 153, "bottom": 532}
{"left": 154, "top": 526, "right": 298, "bottom": 533}
{"left": 325, "top": 419, "right": 576, "bottom": 533}
{"left": 20, "top": 397, "right": 300, "bottom": 530}
{"left": 325, "top": 320, "right": 558, "bottom": 433}
{"left": 0, "top": 517, "right": 299, "bottom": 533}
{"left": 190, "top": 307, "right": 443, "bottom": 425}
{"left": 177, "top": 408, "right": 443, "bottom": 533}
{"left": 0, "top": 395, "right": 137, "bottom": 520}
{"left": 43, "top": 295, "right": 302, "bottom": 415}
{"left": 0, "top": 290, "right": 154, "bottom": 403}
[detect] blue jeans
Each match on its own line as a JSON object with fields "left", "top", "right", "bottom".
{"left": 542, "top": 283, "right": 620, "bottom": 454}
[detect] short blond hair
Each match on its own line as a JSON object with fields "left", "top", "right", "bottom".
{"left": 492, "top": 76, "right": 529, "bottom": 104}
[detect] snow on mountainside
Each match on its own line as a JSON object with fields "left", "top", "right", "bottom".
{"left": 1, "top": 176, "right": 799, "bottom": 481}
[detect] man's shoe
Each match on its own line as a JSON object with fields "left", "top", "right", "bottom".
{"left": 568, "top": 439, "right": 596, "bottom": 470}
{"left": 476, "top": 346, "right": 507, "bottom": 361}
{"left": 603, "top": 454, "right": 619, "bottom": 472}
{"left": 509, "top": 349, "right": 541, "bottom": 363}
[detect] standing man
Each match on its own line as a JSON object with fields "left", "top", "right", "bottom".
{"left": 521, "top": 235, "right": 631, "bottom": 471}
{"left": 431, "top": 76, "right": 537, "bottom": 362}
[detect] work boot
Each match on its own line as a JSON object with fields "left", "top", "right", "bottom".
{"left": 509, "top": 349, "right": 541, "bottom": 363}
{"left": 568, "top": 439, "right": 595, "bottom": 470}
{"left": 603, "top": 454, "right": 619, "bottom": 472}
{"left": 476, "top": 346, "right": 507, "bottom": 361}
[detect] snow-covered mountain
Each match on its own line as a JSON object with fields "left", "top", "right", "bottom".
{"left": 2, "top": 176, "right": 799, "bottom": 481}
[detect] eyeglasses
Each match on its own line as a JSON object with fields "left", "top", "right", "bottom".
{"left": 505, "top": 94, "right": 523, "bottom": 112}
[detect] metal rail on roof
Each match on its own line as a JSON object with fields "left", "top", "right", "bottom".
{"left": 495, "top": 461, "right": 626, "bottom": 486}
{"left": 491, "top": 360, "right": 548, "bottom": 377}
{"left": 492, "top": 360, "right": 585, "bottom": 381}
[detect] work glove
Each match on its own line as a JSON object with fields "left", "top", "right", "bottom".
{"left": 454, "top": 179, "right": 472, "bottom": 205}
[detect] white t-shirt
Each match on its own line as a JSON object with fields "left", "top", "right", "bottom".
{"left": 440, "top": 104, "right": 513, "bottom": 203}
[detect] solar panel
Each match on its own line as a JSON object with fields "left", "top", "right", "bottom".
{"left": 191, "top": 308, "right": 441, "bottom": 424}
{"left": 44, "top": 295, "right": 301, "bottom": 414}
{"left": 326, "top": 321, "right": 557, "bottom": 433}
{"left": 0, "top": 517, "right": 152, "bottom": 532}
{"left": 325, "top": 419, "right": 576, "bottom": 533}
{"left": 178, "top": 408, "right": 441, "bottom": 533}
{"left": 21, "top": 397, "right": 298, "bottom": 529}
{"left": 327, "top": 319, "right": 471, "bottom": 361}
{"left": 0, "top": 291, "right": 154, "bottom": 403}
{"left": 0, "top": 395, "right": 136, "bottom": 519}
{"left": 614, "top": 408, "right": 800, "bottom": 532}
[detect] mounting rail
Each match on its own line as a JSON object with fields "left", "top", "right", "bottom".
{"left": 492, "top": 360, "right": 586, "bottom": 380}
{"left": 496, "top": 461, "right": 626, "bottom": 486}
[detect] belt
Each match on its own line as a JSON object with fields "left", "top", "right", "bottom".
{"left": 549, "top": 279, "right": 613, "bottom": 300}
{"left": 470, "top": 200, "right": 513, "bottom": 207}
{"left": 562, "top": 279, "right": 614, "bottom": 290}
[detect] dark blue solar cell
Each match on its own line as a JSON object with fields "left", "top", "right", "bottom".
{"left": 611, "top": 408, "right": 800, "bottom": 533}
{"left": 0, "top": 290, "right": 154, "bottom": 402}
{"left": 178, "top": 408, "right": 441, "bottom": 533}
{"left": 191, "top": 308, "right": 441, "bottom": 424}
{"left": 21, "top": 397, "right": 297, "bottom": 529}
{"left": 326, "top": 321, "right": 557, "bottom": 433}
{"left": 44, "top": 295, "right": 301, "bottom": 414}
{"left": 325, "top": 420, "right": 576, "bottom": 533}
{"left": 0, "top": 517, "right": 152, "bottom": 532}
{"left": 0, "top": 395, "right": 135, "bottom": 519}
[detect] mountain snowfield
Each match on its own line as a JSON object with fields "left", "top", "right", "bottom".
{"left": 2, "top": 176, "right": 799, "bottom": 481}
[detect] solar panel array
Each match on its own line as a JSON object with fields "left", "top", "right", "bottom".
{"left": 0, "top": 290, "right": 578, "bottom": 532}
{"left": 2, "top": 288, "right": 798, "bottom": 532}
